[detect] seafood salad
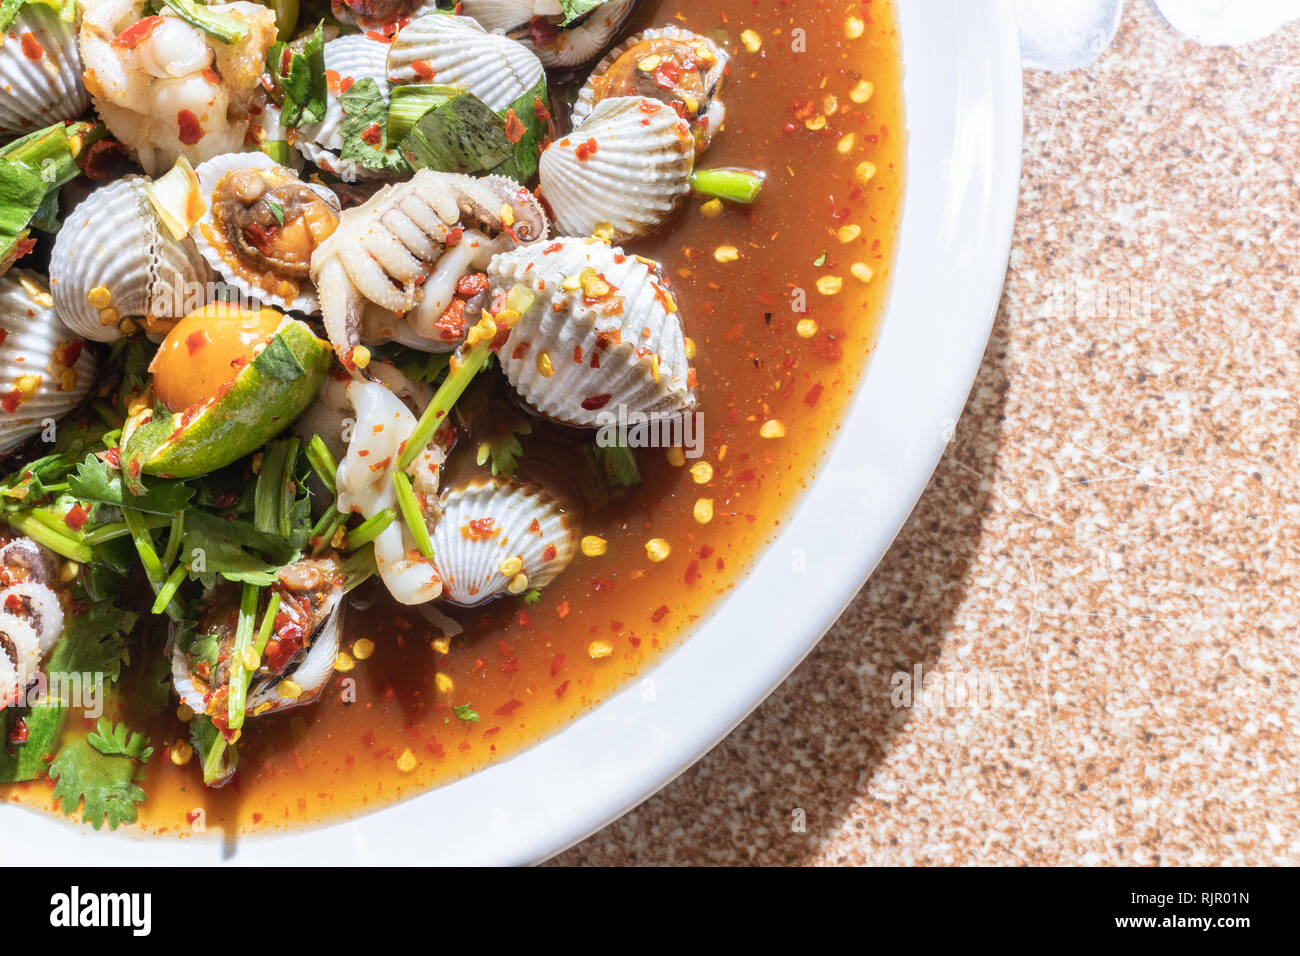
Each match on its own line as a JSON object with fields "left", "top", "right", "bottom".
{"left": 0, "top": 0, "right": 902, "bottom": 834}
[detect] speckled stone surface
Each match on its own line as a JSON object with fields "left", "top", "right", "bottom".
{"left": 554, "top": 2, "right": 1300, "bottom": 866}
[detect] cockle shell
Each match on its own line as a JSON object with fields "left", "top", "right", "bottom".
{"left": 330, "top": 0, "right": 439, "bottom": 30}
{"left": 246, "top": 604, "right": 343, "bottom": 715}
{"left": 489, "top": 237, "right": 694, "bottom": 428}
{"left": 49, "top": 176, "right": 213, "bottom": 342}
{"left": 296, "top": 33, "right": 392, "bottom": 182}
{"left": 191, "top": 152, "right": 342, "bottom": 314}
{"left": 460, "top": 0, "right": 635, "bottom": 67}
{"left": 0, "top": 271, "right": 96, "bottom": 455}
{"left": 387, "top": 13, "right": 545, "bottom": 113}
{"left": 431, "top": 477, "right": 579, "bottom": 606}
{"left": 0, "top": 6, "right": 89, "bottom": 136}
{"left": 539, "top": 96, "right": 695, "bottom": 242}
{"left": 172, "top": 560, "right": 346, "bottom": 718}
{"left": 572, "top": 26, "right": 728, "bottom": 151}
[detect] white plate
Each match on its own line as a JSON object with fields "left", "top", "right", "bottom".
{"left": 2, "top": 0, "right": 1023, "bottom": 866}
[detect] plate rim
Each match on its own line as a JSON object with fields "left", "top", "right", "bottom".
{"left": 1, "top": 0, "right": 1024, "bottom": 866}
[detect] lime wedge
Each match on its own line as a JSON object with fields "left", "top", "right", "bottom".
{"left": 123, "top": 318, "right": 331, "bottom": 479}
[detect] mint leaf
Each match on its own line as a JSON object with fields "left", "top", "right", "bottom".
{"left": 339, "top": 78, "right": 410, "bottom": 175}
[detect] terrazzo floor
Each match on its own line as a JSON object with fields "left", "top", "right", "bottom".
{"left": 555, "top": 0, "right": 1300, "bottom": 866}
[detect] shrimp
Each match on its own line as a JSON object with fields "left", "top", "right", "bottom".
{"left": 78, "top": 0, "right": 277, "bottom": 174}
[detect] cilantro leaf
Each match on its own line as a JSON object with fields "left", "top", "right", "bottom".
{"left": 48, "top": 744, "right": 146, "bottom": 831}
{"left": 68, "top": 454, "right": 194, "bottom": 515}
{"left": 48, "top": 735, "right": 147, "bottom": 831}
{"left": 46, "top": 600, "right": 137, "bottom": 684}
{"left": 87, "top": 718, "right": 154, "bottom": 763}
{"left": 339, "top": 78, "right": 410, "bottom": 175}
{"left": 182, "top": 509, "right": 299, "bottom": 587}
{"left": 453, "top": 703, "right": 480, "bottom": 722}
{"left": 594, "top": 441, "right": 641, "bottom": 488}
{"left": 495, "top": 78, "right": 549, "bottom": 183}
{"left": 476, "top": 416, "right": 532, "bottom": 477}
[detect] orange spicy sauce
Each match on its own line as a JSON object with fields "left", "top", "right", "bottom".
{"left": 7, "top": 0, "right": 905, "bottom": 837}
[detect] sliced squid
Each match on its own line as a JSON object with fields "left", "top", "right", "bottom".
{"left": 0, "top": 536, "right": 66, "bottom": 712}
{"left": 335, "top": 378, "right": 449, "bottom": 605}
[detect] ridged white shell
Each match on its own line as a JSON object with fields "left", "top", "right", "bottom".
{"left": 171, "top": 580, "right": 344, "bottom": 717}
{"left": 49, "top": 176, "right": 213, "bottom": 342}
{"left": 490, "top": 237, "right": 694, "bottom": 427}
{"left": 461, "top": 0, "right": 634, "bottom": 67}
{"left": 540, "top": 96, "right": 694, "bottom": 242}
{"left": 296, "top": 34, "right": 392, "bottom": 182}
{"left": 0, "top": 7, "right": 89, "bottom": 136}
{"left": 572, "top": 26, "right": 728, "bottom": 149}
{"left": 247, "top": 603, "right": 343, "bottom": 714}
{"left": 191, "top": 152, "right": 342, "bottom": 314}
{"left": 387, "top": 13, "right": 544, "bottom": 113}
{"left": 0, "top": 271, "right": 96, "bottom": 454}
{"left": 432, "top": 477, "right": 578, "bottom": 606}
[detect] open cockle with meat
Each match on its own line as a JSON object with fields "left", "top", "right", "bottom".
{"left": 171, "top": 556, "right": 345, "bottom": 780}
{"left": 460, "top": 0, "right": 637, "bottom": 68}
{"left": 190, "top": 152, "right": 342, "bottom": 314}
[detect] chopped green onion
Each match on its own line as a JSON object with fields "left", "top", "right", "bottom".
{"left": 392, "top": 285, "right": 535, "bottom": 474}
{"left": 306, "top": 435, "right": 338, "bottom": 495}
{"left": 160, "top": 0, "right": 250, "bottom": 44}
{"left": 259, "top": 140, "right": 292, "bottom": 165}
{"left": 391, "top": 470, "right": 434, "bottom": 561}
{"left": 123, "top": 507, "right": 182, "bottom": 620}
{"left": 225, "top": 583, "right": 261, "bottom": 732}
{"left": 690, "top": 167, "right": 765, "bottom": 204}
{"left": 151, "top": 562, "right": 188, "bottom": 615}
{"left": 309, "top": 506, "right": 345, "bottom": 556}
{"left": 342, "top": 544, "right": 377, "bottom": 594}
{"left": 228, "top": 590, "right": 281, "bottom": 732}
{"left": 345, "top": 508, "right": 395, "bottom": 550}
{"left": 121, "top": 508, "right": 164, "bottom": 582}
{"left": 5, "top": 513, "right": 92, "bottom": 563}
{"left": 254, "top": 437, "right": 298, "bottom": 539}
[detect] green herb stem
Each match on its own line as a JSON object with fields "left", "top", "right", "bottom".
{"left": 306, "top": 435, "right": 338, "bottom": 495}
{"left": 5, "top": 512, "right": 92, "bottom": 563}
{"left": 345, "top": 508, "right": 395, "bottom": 550}
{"left": 397, "top": 339, "right": 493, "bottom": 472}
{"left": 225, "top": 583, "right": 262, "bottom": 732}
{"left": 690, "top": 167, "right": 766, "bottom": 205}
{"left": 150, "top": 562, "right": 188, "bottom": 615}
{"left": 391, "top": 470, "right": 434, "bottom": 561}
